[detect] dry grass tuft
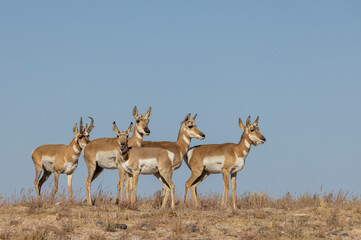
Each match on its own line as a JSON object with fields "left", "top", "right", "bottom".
{"left": 1, "top": 187, "right": 361, "bottom": 239}
{"left": 88, "top": 231, "right": 106, "bottom": 240}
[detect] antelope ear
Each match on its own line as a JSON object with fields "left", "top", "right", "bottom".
{"left": 112, "top": 122, "right": 120, "bottom": 136}
{"left": 238, "top": 118, "right": 246, "bottom": 131}
{"left": 190, "top": 113, "right": 198, "bottom": 121}
{"left": 184, "top": 113, "right": 191, "bottom": 122}
{"left": 144, "top": 106, "right": 152, "bottom": 118}
{"left": 253, "top": 116, "right": 259, "bottom": 126}
{"left": 73, "top": 123, "right": 79, "bottom": 135}
{"left": 132, "top": 106, "right": 138, "bottom": 118}
{"left": 127, "top": 122, "right": 134, "bottom": 135}
{"left": 246, "top": 116, "right": 251, "bottom": 127}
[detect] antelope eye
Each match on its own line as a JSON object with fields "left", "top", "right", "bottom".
{"left": 188, "top": 125, "right": 193, "bottom": 129}
{"left": 136, "top": 119, "right": 140, "bottom": 123}
{"left": 250, "top": 128, "right": 254, "bottom": 132}
{"left": 79, "top": 136, "right": 84, "bottom": 139}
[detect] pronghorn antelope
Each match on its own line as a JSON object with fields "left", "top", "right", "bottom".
{"left": 32, "top": 117, "right": 94, "bottom": 201}
{"left": 83, "top": 106, "right": 151, "bottom": 205}
{"left": 113, "top": 122, "right": 176, "bottom": 209}
{"left": 184, "top": 116, "right": 266, "bottom": 209}
{"left": 142, "top": 113, "right": 205, "bottom": 200}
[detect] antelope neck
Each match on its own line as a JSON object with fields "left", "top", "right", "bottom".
{"left": 129, "top": 125, "right": 143, "bottom": 147}
{"left": 236, "top": 134, "right": 252, "bottom": 158}
{"left": 68, "top": 138, "right": 82, "bottom": 162}
{"left": 118, "top": 144, "right": 130, "bottom": 162}
{"left": 176, "top": 130, "right": 191, "bottom": 159}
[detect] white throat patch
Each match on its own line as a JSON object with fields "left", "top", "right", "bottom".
{"left": 73, "top": 145, "right": 80, "bottom": 154}
{"left": 136, "top": 125, "right": 144, "bottom": 136}
{"left": 245, "top": 140, "right": 250, "bottom": 149}
{"left": 183, "top": 135, "right": 190, "bottom": 145}
{"left": 79, "top": 141, "right": 87, "bottom": 149}
{"left": 135, "top": 130, "right": 142, "bottom": 139}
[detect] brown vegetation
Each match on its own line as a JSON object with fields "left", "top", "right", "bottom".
{"left": 1, "top": 187, "right": 361, "bottom": 239}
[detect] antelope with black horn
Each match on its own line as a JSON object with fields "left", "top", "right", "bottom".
{"left": 32, "top": 117, "right": 94, "bottom": 201}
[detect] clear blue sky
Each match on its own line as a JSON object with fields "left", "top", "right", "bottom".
{"left": 1, "top": 1, "right": 360, "bottom": 199}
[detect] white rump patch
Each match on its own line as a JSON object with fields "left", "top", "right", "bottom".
{"left": 139, "top": 158, "right": 158, "bottom": 175}
{"left": 203, "top": 156, "right": 225, "bottom": 174}
{"left": 73, "top": 145, "right": 80, "bottom": 154}
{"left": 229, "top": 154, "right": 245, "bottom": 174}
{"left": 96, "top": 151, "right": 118, "bottom": 169}
{"left": 245, "top": 140, "right": 251, "bottom": 149}
{"left": 63, "top": 161, "right": 78, "bottom": 174}
{"left": 42, "top": 156, "right": 55, "bottom": 172}
{"left": 183, "top": 135, "right": 190, "bottom": 145}
{"left": 167, "top": 151, "right": 175, "bottom": 165}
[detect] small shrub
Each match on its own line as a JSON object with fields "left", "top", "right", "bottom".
{"left": 105, "top": 221, "right": 117, "bottom": 232}
{"left": 152, "top": 190, "right": 163, "bottom": 208}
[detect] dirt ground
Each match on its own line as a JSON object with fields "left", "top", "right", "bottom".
{"left": 1, "top": 190, "right": 361, "bottom": 239}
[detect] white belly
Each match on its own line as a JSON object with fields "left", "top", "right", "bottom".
{"left": 62, "top": 161, "right": 78, "bottom": 174}
{"left": 229, "top": 156, "right": 245, "bottom": 174}
{"left": 96, "top": 151, "right": 118, "bottom": 169}
{"left": 139, "top": 158, "right": 158, "bottom": 175}
{"left": 203, "top": 156, "right": 225, "bottom": 174}
{"left": 42, "top": 156, "right": 55, "bottom": 172}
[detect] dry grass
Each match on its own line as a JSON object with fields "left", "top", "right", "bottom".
{"left": 1, "top": 187, "right": 361, "bottom": 239}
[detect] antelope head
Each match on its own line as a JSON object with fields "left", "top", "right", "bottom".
{"left": 239, "top": 116, "right": 266, "bottom": 146}
{"left": 113, "top": 122, "right": 134, "bottom": 152}
{"left": 182, "top": 113, "right": 205, "bottom": 140}
{"left": 133, "top": 106, "right": 151, "bottom": 136}
{"left": 73, "top": 117, "right": 94, "bottom": 148}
